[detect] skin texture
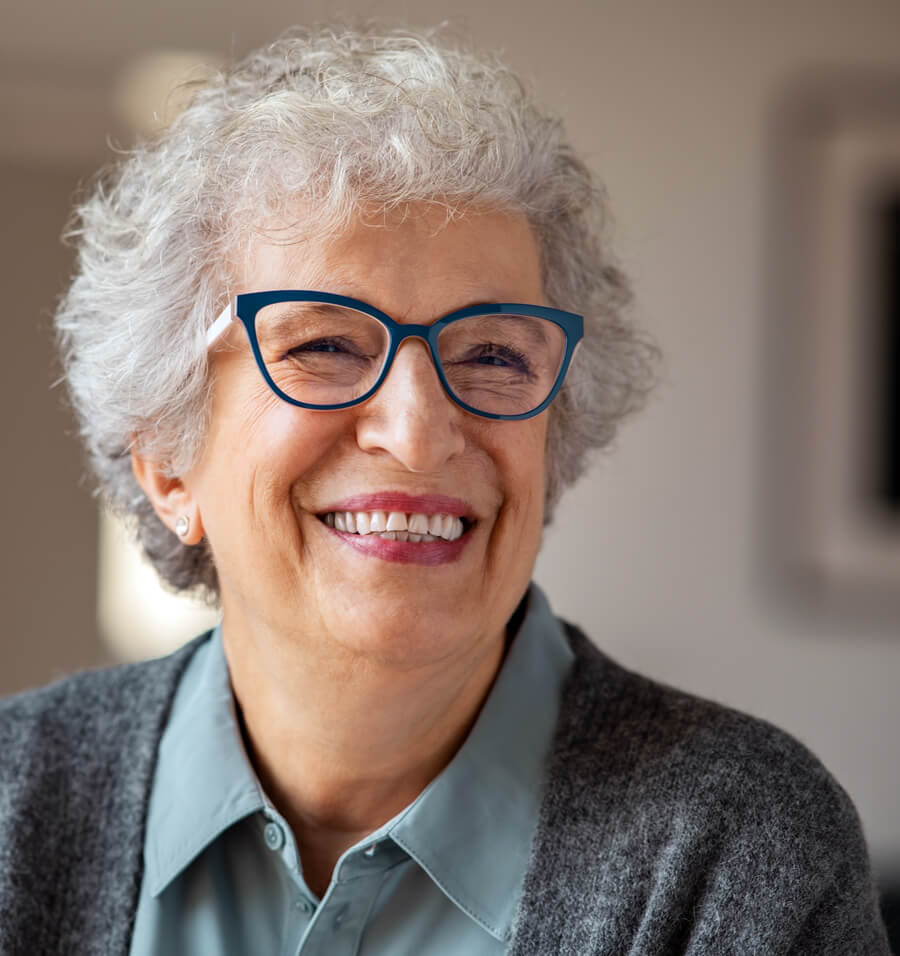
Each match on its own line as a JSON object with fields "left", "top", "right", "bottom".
{"left": 132, "top": 204, "right": 549, "bottom": 897}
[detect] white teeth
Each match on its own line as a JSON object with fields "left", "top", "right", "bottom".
{"left": 323, "top": 510, "right": 468, "bottom": 542}
{"left": 385, "top": 511, "right": 407, "bottom": 532}
{"left": 408, "top": 513, "right": 429, "bottom": 534}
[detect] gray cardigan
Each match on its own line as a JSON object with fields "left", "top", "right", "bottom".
{"left": 0, "top": 625, "right": 890, "bottom": 955}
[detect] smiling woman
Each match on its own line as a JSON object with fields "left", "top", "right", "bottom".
{"left": 133, "top": 206, "right": 555, "bottom": 687}
{"left": 0, "top": 23, "right": 891, "bottom": 956}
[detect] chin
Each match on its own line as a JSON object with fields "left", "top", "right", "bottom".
{"left": 330, "top": 604, "right": 488, "bottom": 671}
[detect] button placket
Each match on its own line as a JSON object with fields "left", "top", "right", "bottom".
{"left": 291, "top": 859, "right": 390, "bottom": 955}
{"left": 264, "top": 820, "right": 286, "bottom": 852}
{"left": 293, "top": 897, "right": 315, "bottom": 916}
{"left": 332, "top": 903, "right": 349, "bottom": 929}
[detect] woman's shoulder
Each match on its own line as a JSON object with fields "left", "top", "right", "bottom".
{"left": 0, "top": 636, "right": 210, "bottom": 953}
{"left": 0, "top": 635, "right": 207, "bottom": 762}
{"left": 556, "top": 621, "right": 859, "bottom": 833}
{"left": 509, "top": 621, "right": 890, "bottom": 953}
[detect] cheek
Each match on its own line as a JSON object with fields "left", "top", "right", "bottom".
{"left": 511, "top": 419, "right": 548, "bottom": 498}
{"left": 493, "top": 419, "right": 548, "bottom": 529}
{"left": 194, "top": 388, "right": 352, "bottom": 524}
{"left": 249, "top": 406, "right": 343, "bottom": 485}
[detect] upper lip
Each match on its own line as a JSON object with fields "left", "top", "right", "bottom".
{"left": 317, "top": 491, "right": 475, "bottom": 520}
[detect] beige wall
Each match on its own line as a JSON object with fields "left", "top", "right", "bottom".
{"left": 1, "top": 0, "right": 898, "bottom": 872}
{"left": 0, "top": 162, "right": 111, "bottom": 694}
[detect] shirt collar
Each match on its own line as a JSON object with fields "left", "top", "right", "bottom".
{"left": 143, "top": 583, "right": 573, "bottom": 941}
{"left": 144, "top": 624, "right": 266, "bottom": 896}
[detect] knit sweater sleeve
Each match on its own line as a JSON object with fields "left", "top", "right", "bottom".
{"left": 508, "top": 626, "right": 891, "bottom": 956}
{"left": 785, "top": 837, "right": 890, "bottom": 955}
{"left": 676, "top": 716, "right": 889, "bottom": 955}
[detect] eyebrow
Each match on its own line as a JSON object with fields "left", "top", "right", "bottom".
{"left": 254, "top": 302, "right": 362, "bottom": 334}
{"left": 508, "top": 316, "right": 551, "bottom": 348}
{"left": 457, "top": 313, "right": 553, "bottom": 349}
{"left": 301, "top": 286, "right": 534, "bottom": 318}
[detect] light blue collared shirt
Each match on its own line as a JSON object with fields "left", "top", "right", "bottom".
{"left": 129, "top": 584, "right": 573, "bottom": 955}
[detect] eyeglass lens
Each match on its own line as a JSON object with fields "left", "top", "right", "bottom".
{"left": 253, "top": 301, "right": 567, "bottom": 416}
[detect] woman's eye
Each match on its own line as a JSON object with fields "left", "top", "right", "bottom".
{"left": 476, "top": 353, "right": 513, "bottom": 367}
{"left": 287, "top": 338, "right": 352, "bottom": 356}
{"left": 470, "top": 345, "right": 531, "bottom": 373}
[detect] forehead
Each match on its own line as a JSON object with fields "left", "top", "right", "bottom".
{"left": 236, "top": 202, "right": 545, "bottom": 316}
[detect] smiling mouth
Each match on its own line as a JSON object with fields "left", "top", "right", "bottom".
{"left": 318, "top": 510, "right": 471, "bottom": 542}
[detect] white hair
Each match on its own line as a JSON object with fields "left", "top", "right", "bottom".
{"left": 56, "top": 23, "right": 658, "bottom": 597}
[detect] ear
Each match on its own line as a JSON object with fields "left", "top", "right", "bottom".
{"left": 131, "top": 452, "right": 206, "bottom": 545}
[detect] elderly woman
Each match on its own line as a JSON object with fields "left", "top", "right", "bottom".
{"left": 0, "top": 25, "right": 890, "bottom": 956}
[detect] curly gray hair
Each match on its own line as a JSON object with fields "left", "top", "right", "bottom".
{"left": 56, "top": 23, "right": 657, "bottom": 600}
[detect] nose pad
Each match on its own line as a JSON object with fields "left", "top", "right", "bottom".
{"left": 355, "top": 339, "right": 465, "bottom": 472}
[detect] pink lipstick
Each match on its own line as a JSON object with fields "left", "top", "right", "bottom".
{"left": 317, "top": 491, "right": 475, "bottom": 565}
{"left": 320, "top": 491, "right": 472, "bottom": 518}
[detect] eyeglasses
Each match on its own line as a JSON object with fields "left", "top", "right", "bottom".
{"left": 207, "top": 290, "right": 583, "bottom": 421}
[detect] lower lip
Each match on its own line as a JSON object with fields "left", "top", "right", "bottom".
{"left": 323, "top": 525, "right": 470, "bottom": 565}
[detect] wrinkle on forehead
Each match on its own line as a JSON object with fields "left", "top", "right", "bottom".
{"left": 234, "top": 201, "right": 545, "bottom": 321}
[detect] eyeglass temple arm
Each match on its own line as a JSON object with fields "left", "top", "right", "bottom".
{"left": 206, "top": 300, "right": 234, "bottom": 348}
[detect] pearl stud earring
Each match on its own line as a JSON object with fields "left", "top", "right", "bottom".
{"left": 175, "top": 516, "right": 190, "bottom": 538}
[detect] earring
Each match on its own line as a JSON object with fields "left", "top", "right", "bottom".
{"left": 175, "top": 516, "right": 190, "bottom": 538}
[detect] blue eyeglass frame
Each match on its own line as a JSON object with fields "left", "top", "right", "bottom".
{"left": 207, "top": 290, "right": 584, "bottom": 421}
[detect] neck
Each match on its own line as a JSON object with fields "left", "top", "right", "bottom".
{"left": 222, "top": 611, "right": 507, "bottom": 894}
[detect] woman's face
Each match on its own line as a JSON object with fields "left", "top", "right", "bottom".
{"left": 183, "top": 204, "right": 549, "bottom": 671}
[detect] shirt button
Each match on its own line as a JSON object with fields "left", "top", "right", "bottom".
{"left": 294, "top": 898, "right": 314, "bottom": 915}
{"left": 263, "top": 821, "right": 285, "bottom": 851}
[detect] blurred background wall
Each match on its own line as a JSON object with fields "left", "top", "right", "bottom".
{"left": 1, "top": 0, "right": 898, "bottom": 910}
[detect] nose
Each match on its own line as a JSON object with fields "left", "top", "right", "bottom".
{"left": 355, "top": 339, "right": 466, "bottom": 472}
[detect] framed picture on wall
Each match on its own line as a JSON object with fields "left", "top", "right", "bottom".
{"left": 767, "top": 72, "right": 900, "bottom": 613}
